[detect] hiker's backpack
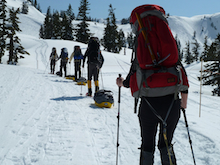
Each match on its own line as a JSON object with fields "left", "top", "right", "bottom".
{"left": 129, "top": 5, "right": 189, "bottom": 98}
{"left": 74, "top": 46, "right": 83, "bottom": 60}
{"left": 94, "top": 90, "right": 114, "bottom": 108}
{"left": 87, "top": 37, "right": 104, "bottom": 68}
{"left": 61, "top": 48, "right": 68, "bottom": 63}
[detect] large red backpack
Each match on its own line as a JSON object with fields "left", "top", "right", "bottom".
{"left": 129, "top": 5, "right": 189, "bottom": 98}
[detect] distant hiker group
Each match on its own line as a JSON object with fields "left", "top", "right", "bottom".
{"left": 49, "top": 37, "right": 104, "bottom": 97}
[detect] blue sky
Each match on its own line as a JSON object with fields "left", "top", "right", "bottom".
{"left": 36, "top": 0, "right": 220, "bottom": 20}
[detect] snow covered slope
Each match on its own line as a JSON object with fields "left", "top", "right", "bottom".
{"left": 1, "top": 0, "right": 220, "bottom": 165}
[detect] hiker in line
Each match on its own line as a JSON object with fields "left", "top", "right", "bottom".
{"left": 58, "top": 48, "right": 68, "bottom": 77}
{"left": 82, "top": 37, "right": 104, "bottom": 96}
{"left": 69, "top": 46, "right": 84, "bottom": 81}
{"left": 116, "top": 4, "right": 189, "bottom": 165}
{"left": 49, "top": 47, "right": 58, "bottom": 74}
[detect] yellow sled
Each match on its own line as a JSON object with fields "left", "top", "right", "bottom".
{"left": 76, "top": 77, "right": 87, "bottom": 85}
{"left": 65, "top": 75, "right": 75, "bottom": 81}
{"left": 77, "top": 81, "right": 87, "bottom": 86}
{"left": 95, "top": 101, "right": 113, "bottom": 108}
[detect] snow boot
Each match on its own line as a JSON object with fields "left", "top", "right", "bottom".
{"left": 140, "top": 150, "right": 154, "bottom": 165}
{"left": 95, "top": 80, "right": 99, "bottom": 92}
{"left": 87, "top": 88, "right": 92, "bottom": 96}
{"left": 95, "top": 86, "right": 99, "bottom": 93}
{"left": 159, "top": 146, "right": 177, "bottom": 165}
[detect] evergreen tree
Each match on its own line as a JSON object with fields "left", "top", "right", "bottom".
{"left": 36, "top": 3, "right": 41, "bottom": 12}
{"left": 61, "top": 13, "right": 73, "bottom": 40}
{"left": 75, "top": 0, "right": 90, "bottom": 43}
{"left": 6, "top": 8, "right": 29, "bottom": 64}
{"left": 191, "top": 38, "right": 200, "bottom": 62}
{"left": 175, "top": 34, "right": 182, "bottom": 59}
{"left": 201, "top": 36, "right": 209, "bottom": 60}
{"left": 200, "top": 34, "right": 220, "bottom": 96}
{"left": 127, "top": 32, "right": 134, "bottom": 49}
{"left": 0, "top": 0, "right": 8, "bottom": 63}
{"left": 39, "top": 25, "right": 44, "bottom": 39}
{"left": 66, "top": 4, "right": 75, "bottom": 21}
{"left": 21, "top": 1, "right": 29, "bottom": 14}
{"left": 102, "top": 4, "right": 119, "bottom": 53}
{"left": 121, "top": 18, "right": 129, "bottom": 24}
{"left": 117, "top": 29, "right": 125, "bottom": 52}
{"left": 43, "top": 6, "right": 52, "bottom": 39}
{"left": 34, "top": 0, "right": 37, "bottom": 8}
{"left": 52, "top": 11, "right": 62, "bottom": 39}
{"left": 184, "top": 41, "right": 193, "bottom": 64}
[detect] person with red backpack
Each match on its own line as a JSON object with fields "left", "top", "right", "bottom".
{"left": 82, "top": 37, "right": 104, "bottom": 96}
{"left": 116, "top": 5, "right": 189, "bottom": 165}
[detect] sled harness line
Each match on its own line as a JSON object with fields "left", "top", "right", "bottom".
{"left": 143, "top": 97, "right": 175, "bottom": 165}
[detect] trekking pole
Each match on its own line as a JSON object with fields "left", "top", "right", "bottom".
{"left": 100, "top": 68, "right": 104, "bottom": 89}
{"left": 80, "top": 67, "right": 84, "bottom": 96}
{"left": 181, "top": 108, "right": 196, "bottom": 165}
{"left": 116, "top": 74, "right": 121, "bottom": 165}
{"left": 199, "top": 59, "right": 203, "bottom": 117}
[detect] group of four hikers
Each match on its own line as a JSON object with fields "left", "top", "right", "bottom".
{"left": 49, "top": 37, "right": 104, "bottom": 96}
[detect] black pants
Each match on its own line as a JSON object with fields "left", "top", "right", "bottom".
{"left": 60, "top": 61, "right": 67, "bottom": 77}
{"left": 74, "top": 61, "right": 81, "bottom": 80}
{"left": 138, "top": 94, "right": 180, "bottom": 153}
{"left": 87, "top": 63, "right": 99, "bottom": 81}
{"left": 50, "top": 59, "right": 56, "bottom": 74}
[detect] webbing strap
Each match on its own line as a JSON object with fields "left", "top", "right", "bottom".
{"left": 143, "top": 97, "right": 174, "bottom": 126}
{"left": 143, "top": 97, "right": 175, "bottom": 165}
{"left": 135, "top": 12, "right": 157, "bottom": 65}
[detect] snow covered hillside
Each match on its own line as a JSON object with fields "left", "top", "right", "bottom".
{"left": 1, "top": 0, "right": 220, "bottom": 165}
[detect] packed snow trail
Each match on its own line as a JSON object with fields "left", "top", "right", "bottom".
{"left": 1, "top": 63, "right": 220, "bottom": 165}
{"left": 0, "top": 65, "right": 141, "bottom": 165}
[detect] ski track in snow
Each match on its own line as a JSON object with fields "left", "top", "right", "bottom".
{"left": 1, "top": 63, "right": 220, "bottom": 165}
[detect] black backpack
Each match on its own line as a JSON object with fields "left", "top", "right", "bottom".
{"left": 87, "top": 38, "right": 104, "bottom": 68}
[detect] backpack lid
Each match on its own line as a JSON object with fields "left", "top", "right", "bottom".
{"left": 62, "top": 48, "right": 68, "bottom": 53}
{"left": 130, "top": 5, "right": 167, "bottom": 34}
{"left": 74, "top": 46, "right": 80, "bottom": 51}
{"left": 130, "top": 4, "right": 166, "bottom": 24}
{"left": 88, "top": 37, "right": 99, "bottom": 50}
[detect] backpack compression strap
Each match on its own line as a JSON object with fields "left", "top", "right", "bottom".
{"left": 135, "top": 12, "right": 157, "bottom": 66}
